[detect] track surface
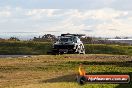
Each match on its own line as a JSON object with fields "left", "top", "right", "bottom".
{"left": 0, "top": 55, "right": 33, "bottom": 58}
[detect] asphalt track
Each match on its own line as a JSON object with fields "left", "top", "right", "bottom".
{"left": 0, "top": 55, "right": 33, "bottom": 58}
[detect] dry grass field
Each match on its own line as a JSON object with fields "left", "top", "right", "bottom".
{"left": 0, "top": 54, "right": 132, "bottom": 88}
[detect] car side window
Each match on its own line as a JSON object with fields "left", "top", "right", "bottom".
{"left": 73, "top": 37, "right": 77, "bottom": 43}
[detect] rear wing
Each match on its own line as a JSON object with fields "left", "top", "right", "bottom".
{"left": 61, "top": 34, "right": 85, "bottom": 37}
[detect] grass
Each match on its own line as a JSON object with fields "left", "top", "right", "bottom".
{"left": 12, "top": 83, "right": 119, "bottom": 88}
{"left": 0, "top": 41, "right": 52, "bottom": 55}
{"left": 0, "top": 41, "right": 132, "bottom": 55}
{"left": 0, "top": 54, "right": 132, "bottom": 88}
{"left": 84, "top": 44, "right": 132, "bottom": 55}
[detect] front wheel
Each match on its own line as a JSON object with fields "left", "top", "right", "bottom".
{"left": 77, "top": 45, "right": 85, "bottom": 54}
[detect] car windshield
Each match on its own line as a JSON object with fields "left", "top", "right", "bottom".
{"left": 60, "top": 38, "right": 72, "bottom": 42}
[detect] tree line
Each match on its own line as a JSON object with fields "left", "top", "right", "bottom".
{"left": 0, "top": 34, "right": 130, "bottom": 45}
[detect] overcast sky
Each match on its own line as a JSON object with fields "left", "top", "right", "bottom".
{"left": 0, "top": 0, "right": 132, "bottom": 37}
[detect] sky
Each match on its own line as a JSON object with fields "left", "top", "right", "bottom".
{"left": 0, "top": 0, "right": 132, "bottom": 37}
